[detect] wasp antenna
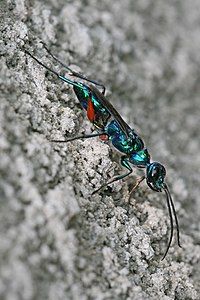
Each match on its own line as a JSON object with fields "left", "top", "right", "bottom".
{"left": 161, "top": 184, "right": 174, "bottom": 260}
{"left": 164, "top": 184, "right": 181, "bottom": 248}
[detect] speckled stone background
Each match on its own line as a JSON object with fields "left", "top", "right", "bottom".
{"left": 0, "top": 0, "right": 200, "bottom": 299}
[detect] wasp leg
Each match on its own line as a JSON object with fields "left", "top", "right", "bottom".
{"left": 92, "top": 156, "right": 132, "bottom": 194}
{"left": 128, "top": 176, "right": 145, "bottom": 200}
{"left": 51, "top": 132, "right": 108, "bottom": 143}
{"left": 41, "top": 42, "right": 106, "bottom": 95}
{"left": 25, "top": 50, "right": 82, "bottom": 89}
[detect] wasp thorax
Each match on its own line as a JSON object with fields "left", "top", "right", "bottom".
{"left": 129, "top": 148, "right": 150, "bottom": 166}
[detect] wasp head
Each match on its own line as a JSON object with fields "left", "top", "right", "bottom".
{"left": 146, "top": 162, "right": 166, "bottom": 192}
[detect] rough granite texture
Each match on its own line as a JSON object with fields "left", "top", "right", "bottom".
{"left": 0, "top": 0, "right": 200, "bottom": 299}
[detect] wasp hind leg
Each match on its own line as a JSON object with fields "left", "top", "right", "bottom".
{"left": 51, "top": 132, "right": 108, "bottom": 143}
{"left": 41, "top": 42, "right": 106, "bottom": 95}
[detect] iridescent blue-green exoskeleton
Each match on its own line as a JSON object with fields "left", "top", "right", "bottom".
{"left": 25, "top": 43, "right": 181, "bottom": 260}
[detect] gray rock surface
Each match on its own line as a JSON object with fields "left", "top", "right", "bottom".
{"left": 0, "top": 0, "right": 200, "bottom": 299}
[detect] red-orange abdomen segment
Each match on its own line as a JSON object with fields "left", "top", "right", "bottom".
{"left": 87, "top": 98, "right": 96, "bottom": 122}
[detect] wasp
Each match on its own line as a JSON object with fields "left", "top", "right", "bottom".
{"left": 25, "top": 43, "right": 181, "bottom": 259}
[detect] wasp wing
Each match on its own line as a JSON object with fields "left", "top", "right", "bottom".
{"left": 89, "top": 84, "right": 131, "bottom": 137}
